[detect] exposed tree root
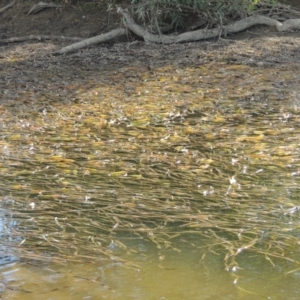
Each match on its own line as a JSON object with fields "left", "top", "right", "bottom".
{"left": 118, "top": 8, "right": 300, "bottom": 43}
{"left": 27, "top": 1, "right": 63, "bottom": 15}
{"left": 1, "top": 6, "right": 300, "bottom": 55}
{"left": 51, "top": 8, "right": 300, "bottom": 54}
{"left": 0, "top": 0, "right": 16, "bottom": 14}
{"left": 277, "top": 18, "right": 300, "bottom": 31}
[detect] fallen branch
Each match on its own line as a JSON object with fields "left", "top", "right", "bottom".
{"left": 52, "top": 28, "right": 127, "bottom": 55}
{"left": 0, "top": 0, "right": 16, "bottom": 14}
{"left": 28, "top": 1, "right": 63, "bottom": 15}
{"left": 0, "top": 35, "right": 83, "bottom": 44}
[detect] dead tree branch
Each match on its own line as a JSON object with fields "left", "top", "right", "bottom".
{"left": 0, "top": 0, "right": 16, "bottom": 14}
{"left": 52, "top": 28, "right": 127, "bottom": 55}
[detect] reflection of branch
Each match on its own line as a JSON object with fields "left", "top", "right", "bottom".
{"left": 0, "top": 0, "right": 16, "bottom": 14}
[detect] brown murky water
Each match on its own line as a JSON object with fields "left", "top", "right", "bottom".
{"left": 0, "top": 55, "right": 300, "bottom": 299}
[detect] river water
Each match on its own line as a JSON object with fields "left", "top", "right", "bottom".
{"left": 0, "top": 59, "right": 300, "bottom": 299}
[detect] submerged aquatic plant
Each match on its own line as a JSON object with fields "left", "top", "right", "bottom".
{"left": 1, "top": 61, "right": 300, "bottom": 279}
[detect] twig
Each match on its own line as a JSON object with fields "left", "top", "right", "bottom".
{"left": 0, "top": 0, "right": 16, "bottom": 14}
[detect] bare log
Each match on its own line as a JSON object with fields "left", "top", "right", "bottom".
{"left": 28, "top": 1, "right": 63, "bottom": 15}
{"left": 0, "top": 35, "right": 83, "bottom": 44}
{"left": 0, "top": 0, "right": 16, "bottom": 14}
{"left": 52, "top": 28, "right": 126, "bottom": 55}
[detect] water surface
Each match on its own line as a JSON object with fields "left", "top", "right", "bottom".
{"left": 0, "top": 61, "right": 300, "bottom": 299}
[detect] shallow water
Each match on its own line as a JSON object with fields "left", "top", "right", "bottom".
{"left": 0, "top": 60, "right": 300, "bottom": 299}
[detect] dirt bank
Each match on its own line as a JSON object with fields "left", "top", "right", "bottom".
{"left": 0, "top": 0, "right": 300, "bottom": 75}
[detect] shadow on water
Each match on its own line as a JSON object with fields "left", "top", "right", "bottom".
{"left": 0, "top": 34, "right": 300, "bottom": 118}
